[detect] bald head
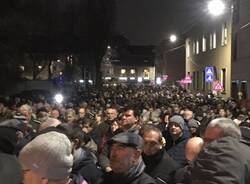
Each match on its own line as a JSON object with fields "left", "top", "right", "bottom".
{"left": 185, "top": 137, "right": 204, "bottom": 162}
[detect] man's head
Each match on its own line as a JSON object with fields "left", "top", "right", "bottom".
{"left": 50, "top": 108, "right": 60, "bottom": 119}
{"left": 78, "top": 107, "right": 86, "bottom": 119}
{"left": 109, "top": 132, "right": 143, "bottom": 173}
{"left": 183, "top": 109, "right": 194, "bottom": 121}
{"left": 141, "top": 125, "right": 165, "bottom": 156}
{"left": 106, "top": 108, "right": 118, "bottom": 121}
{"left": 65, "top": 108, "right": 76, "bottom": 124}
{"left": 169, "top": 115, "right": 185, "bottom": 140}
{"left": 204, "top": 118, "right": 241, "bottom": 143}
{"left": 218, "top": 108, "right": 227, "bottom": 117}
{"left": 19, "top": 104, "right": 32, "bottom": 121}
{"left": 121, "top": 109, "right": 139, "bottom": 130}
{"left": 19, "top": 131, "right": 73, "bottom": 181}
{"left": 185, "top": 137, "right": 204, "bottom": 162}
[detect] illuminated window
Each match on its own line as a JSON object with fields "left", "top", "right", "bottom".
{"left": 202, "top": 36, "right": 207, "bottom": 52}
{"left": 196, "top": 40, "right": 199, "bottom": 54}
{"left": 221, "top": 23, "right": 228, "bottom": 46}
{"left": 143, "top": 69, "right": 149, "bottom": 78}
{"left": 186, "top": 41, "right": 190, "bottom": 57}
{"left": 209, "top": 34, "right": 213, "bottom": 50}
{"left": 121, "top": 69, "right": 126, "bottom": 74}
{"left": 213, "top": 32, "right": 217, "bottom": 49}
{"left": 130, "top": 69, "right": 136, "bottom": 74}
{"left": 193, "top": 41, "right": 196, "bottom": 55}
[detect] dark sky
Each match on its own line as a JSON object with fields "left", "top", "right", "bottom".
{"left": 115, "top": 0, "right": 203, "bottom": 45}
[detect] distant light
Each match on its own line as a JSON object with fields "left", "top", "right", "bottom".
{"left": 208, "top": 0, "right": 225, "bottom": 16}
{"left": 107, "top": 46, "right": 111, "bottom": 49}
{"left": 19, "top": 65, "right": 25, "bottom": 71}
{"left": 38, "top": 65, "right": 42, "bottom": 69}
{"left": 105, "top": 77, "right": 111, "bottom": 80}
{"left": 88, "top": 80, "right": 93, "bottom": 84}
{"left": 113, "top": 83, "right": 117, "bottom": 86}
{"left": 59, "top": 72, "right": 63, "bottom": 75}
{"left": 79, "top": 79, "right": 84, "bottom": 83}
{"left": 121, "top": 69, "right": 126, "bottom": 74}
{"left": 130, "top": 69, "right": 136, "bottom": 74}
{"left": 170, "top": 34, "right": 177, "bottom": 43}
{"left": 54, "top": 94, "right": 63, "bottom": 104}
{"left": 57, "top": 59, "right": 61, "bottom": 63}
{"left": 130, "top": 77, "right": 136, "bottom": 80}
{"left": 119, "top": 77, "right": 128, "bottom": 81}
{"left": 138, "top": 77, "right": 143, "bottom": 83}
{"left": 156, "top": 77, "right": 162, "bottom": 85}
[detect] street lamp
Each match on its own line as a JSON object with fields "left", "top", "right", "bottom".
{"left": 169, "top": 34, "right": 177, "bottom": 43}
{"left": 208, "top": 0, "right": 225, "bottom": 16}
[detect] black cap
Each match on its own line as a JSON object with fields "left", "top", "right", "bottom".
{"left": 109, "top": 132, "right": 144, "bottom": 149}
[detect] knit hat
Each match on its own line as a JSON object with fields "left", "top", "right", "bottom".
{"left": 19, "top": 131, "right": 73, "bottom": 180}
{"left": 169, "top": 115, "right": 185, "bottom": 130}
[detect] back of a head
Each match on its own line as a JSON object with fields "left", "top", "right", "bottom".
{"left": 185, "top": 137, "right": 204, "bottom": 162}
{"left": 19, "top": 131, "right": 73, "bottom": 181}
{"left": 38, "top": 118, "right": 62, "bottom": 132}
{"left": 208, "top": 118, "right": 241, "bottom": 140}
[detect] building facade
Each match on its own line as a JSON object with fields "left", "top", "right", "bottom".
{"left": 102, "top": 45, "right": 155, "bottom": 84}
{"left": 185, "top": 0, "right": 250, "bottom": 99}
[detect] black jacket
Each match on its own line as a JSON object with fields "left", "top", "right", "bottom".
{"left": 166, "top": 130, "right": 189, "bottom": 168}
{"left": 143, "top": 149, "right": 177, "bottom": 184}
{"left": 191, "top": 136, "right": 250, "bottom": 184}
{"left": 72, "top": 148, "right": 103, "bottom": 184}
{"left": 99, "top": 157, "right": 156, "bottom": 184}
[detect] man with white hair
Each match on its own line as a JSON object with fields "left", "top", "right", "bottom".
{"left": 190, "top": 118, "right": 250, "bottom": 184}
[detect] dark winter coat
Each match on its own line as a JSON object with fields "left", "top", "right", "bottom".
{"left": 191, "top": 136, "right": 250, "bottom": 184}
{"left": 72, "top": 148, "right": 103, "bottom": 184}
{"left": 166, "top": 130, "right": 189, "bottom": 168}
{"left": 142, "top": 149, "right": 177, "bottom": 184}
{"left": 99, "top": 158, "right": 156, "bottom": 184}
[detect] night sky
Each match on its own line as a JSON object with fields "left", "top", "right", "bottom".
{"left": 115, "top": 0, "right": 204, "bottom": 45}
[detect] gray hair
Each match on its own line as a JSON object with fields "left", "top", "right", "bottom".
{"left": 208, "top": 118, "right": 241, "bottom": 140}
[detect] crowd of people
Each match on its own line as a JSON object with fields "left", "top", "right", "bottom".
{"left": 0, "top": 84, "right": 250, "bottom": 184}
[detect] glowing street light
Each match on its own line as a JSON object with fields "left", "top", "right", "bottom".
{"left": 169, "top": 34, "right": 177, "bottom": 43}
{"left": 156, "top": 77, "right": 162, "bottom": 85}
{"left": 54, "top": 94, "right": 63, "bottom": 104}
{"left": 208, "top": 0, "right": 225, "bottom": 16}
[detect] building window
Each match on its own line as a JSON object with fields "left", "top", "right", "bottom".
{"left": 221, "top": 68, "right": 226, "bottom": 92}
{"left": 197, "top": 71, "right": 199, "bottom": 90}
{"left": 130, "top": 69, "right": 136, "bottom": 74}
{"left": 221, "top": 23, "right": 228, "bottom": 46}
{"left": 186, "top": 41, "right": 191, "bottom": 58}
{"left": 202, "top": 70, "right": 205, "bottom": 90}
{"left": 202, "top": 36, "right": 207, "bottom": 52}
{"left": 196, "top": 40, "right": 199, "bottom": 54}
{"left": 213, "top": 32, "right": 217, "bottom": 49}
{"left": 121, "top": 69, "right": 126, "bottom": 74}
{"left": 192, "top": 41, "right": 196, "bottom": 55}
{"left": 209, "top": 34, "right": 213, "bottom": 50}
{"left": 241, "top": 81, "right": 247, "bottom": 99}
{"left": 143, "top": 69, "right": 149, "bottom": 78}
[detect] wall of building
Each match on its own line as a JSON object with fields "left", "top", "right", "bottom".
{"left": 231, "top": 0, "right": 250, "bottom": 99}
{"left": 185, "top": 10, "right": 233, "bottom": 98}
